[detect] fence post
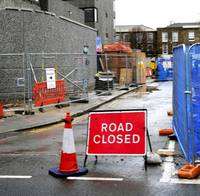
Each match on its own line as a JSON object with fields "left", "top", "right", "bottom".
{"left": 22, "top": 53, "right": 26, "bottom": 114}
{"left": 125, "top": 54, "right": 129, "bottom": 89}
{"left": 105, "top": 53, "right": 111, "bottom": 93}
{"left": 26, "top": 53, "right": 33, "bottom": 115}
{"left": 83, "top": 54, "right": 89, "bottom": 101}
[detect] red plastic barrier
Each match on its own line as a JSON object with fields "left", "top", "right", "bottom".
{"left": 32, "top": 80, "right": 66, "bottom": 107}
{"left": 0, "top": 103, "right": 3, "bottom": 118}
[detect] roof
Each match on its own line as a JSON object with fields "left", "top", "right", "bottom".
{"left": 166, "top": 22, "right": 200, "bottom": 28}
{"left": 115, "top": 25, "right": 156, "bottom": 33}
{"left": 103, "top": 42, "right": 132, "bottom": 53}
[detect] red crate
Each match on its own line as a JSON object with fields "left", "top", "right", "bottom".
{"left": 32, "top": 80, "right": 66, "bottom": 107}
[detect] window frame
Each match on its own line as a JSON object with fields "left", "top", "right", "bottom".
{"left": 162, "top": 32, "right": 168, "bottom": 43}
{"left": 172, "top": 32, "right": 178, "bottom": 42}
{"left": 84, "top": 7, "right": 98, "bottom": 23}
{"left": 147, "top": 32, "right": 154, "bottom": 43}
{"left": 188, "top": 31, "right": 195, "bottom": 41}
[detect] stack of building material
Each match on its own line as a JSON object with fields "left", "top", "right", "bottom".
{"left": 102, "top": 42, "right": 135, "bottom": 85}
{"left": 132, "top": 51, "right": 147, "bottom": 84}
{"left": 119, "top": 68, "right": 133, "bottom": 86}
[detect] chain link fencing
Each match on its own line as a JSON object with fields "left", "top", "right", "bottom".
{"left": 0, "top": 52, "right": 147, "bottom": 113}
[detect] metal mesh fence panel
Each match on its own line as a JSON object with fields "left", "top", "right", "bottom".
{"left": 26, "top": 53, "right": 96, "bottom": 109}
{"left": 189, "top": 44, "right": 200, "bottom": 162}
{"left": 173, "top": 45, "right": 189, "bottom": 161}
{"left": 173, "top": 44, "right": 200, "bottom": 163}
{"left": 96, "top": 54, "right": 137, "bottom": 93}
{"left": 0, "top": 53, "right": 26, "bottom": 109}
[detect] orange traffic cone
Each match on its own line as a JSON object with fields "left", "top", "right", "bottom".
{"left": 49, "top": 112, "right": 88, "bottom": 178}
{"left": 0, "top": 103, "right": 3, "bottom": 119}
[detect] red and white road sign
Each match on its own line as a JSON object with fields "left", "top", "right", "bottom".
{"left": 86, "top": 110, "right": 146, "bottom": 155}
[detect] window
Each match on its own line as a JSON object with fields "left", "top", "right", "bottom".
{"left": 162, "top": 32, "right": 168, "bottom": 42}
{"left": 162, "top": 43, "right": 168, "bottom": 54}
{"left": 30, "top": 0, "right": 39, "bottom": 3}
{"left": 123, "top": 33, "right": 130, "bottom": 42}
{"left": 39, "top": 0, "right": 48, "bottom": 11}
{"left": 106, "top": 33, "right": 109, "bottom": 38}
{"left": 136, "top": 33, "right": 143, "bottom": 44}
{"left": 188, "top": 31, "right": 195, "bottom": 41}
{"left": 84, "top": 8, "right": 98, "bottom": 23}
{"left": 105, "top": 12, "right": 108, "bottom": 18}
{"left": 147, "top": 33, "right": 153, "bottom": 43}
{"left": 172, "top": 32, "right": 178, "bottom": 42}
{"left": 115, "top": 34, "right": 120, "bottom": 42}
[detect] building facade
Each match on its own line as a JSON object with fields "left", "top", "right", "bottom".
{"left": 116, "top": 23, "right": 200, "bottom": 56}
{"left": 68, "top": 0, "right": 115, "bottom": 44}
{"left": 0, "top": 0, "right": 115, "bottom": 44}
{"left": 115, "top": 25, "right": 157, "bottom": 57}
{"left": 157, "top": 23, "right": 200, "bottom": 55}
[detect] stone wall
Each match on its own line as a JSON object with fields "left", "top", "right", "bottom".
{"left": 0, "top": 0, "right": 40, "bottom": 9}
{"left": 48, "top": 0, "right": 84, "bottom": 23}
{"left": 0, "top": 9, "right": 97, "bottom": 102}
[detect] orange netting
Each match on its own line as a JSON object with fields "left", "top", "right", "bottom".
{"left": 103, "top": 42, "right": 132, "bottom": 53}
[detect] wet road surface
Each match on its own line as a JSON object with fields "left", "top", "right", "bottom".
{"left": 1, "top": 82, "right": 200, "bottom": 196}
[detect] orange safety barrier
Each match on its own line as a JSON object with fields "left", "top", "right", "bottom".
{"left": 178, "top": 164, "right": 200, "bottom": 179}
{"left": 32, "top": 80, "right": 66, "bottom": 107}
{"left": 159, "top": 128, "right": 174, "bottom": 136}
{"left": 0, "top": 103, "right": 3, "bottom": 119}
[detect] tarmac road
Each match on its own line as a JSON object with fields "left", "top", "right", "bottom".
{"left": 1, "top": 82, "right": 200, "bottom": 196}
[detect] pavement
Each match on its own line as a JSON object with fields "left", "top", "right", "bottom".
{"left": 0, "top": 85, "right": 144, "bottom": 136}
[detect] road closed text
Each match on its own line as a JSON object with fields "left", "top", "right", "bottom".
{"left": 93, "top": 123, "right": 140, "bottom": 144}
{"left": 87, "top": 111, "right": 146, "bottom": 155}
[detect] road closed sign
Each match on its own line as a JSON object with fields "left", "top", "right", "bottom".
{"left": 86, "top": 110, "right": 146, "bottom": 155}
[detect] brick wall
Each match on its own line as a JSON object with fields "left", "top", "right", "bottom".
{"left": 157, "top": 27, "right": 200, "bottom": 54}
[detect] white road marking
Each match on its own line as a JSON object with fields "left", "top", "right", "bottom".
{"left": 0, "top": 175, "right": 32, "bottom": 179}
{"left": 67, "top": 177, "right": 123, "bottom": 181}
{"left": 170, "top": 178, "right": 200, "bottom": 184}
{"left": 160, "top": 140, "right": 176, "bottom": 183}
{"left": 160, "top": 140, "right": 200, "bottom": 184}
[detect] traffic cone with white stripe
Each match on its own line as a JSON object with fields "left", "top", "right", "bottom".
{"left": 49, "top": 112, "right": 88, "bottom": 178}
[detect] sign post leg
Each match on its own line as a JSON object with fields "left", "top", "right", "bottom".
{"left": 144, "top": 155, "right": 147, "bottom": 171}
{"left": 95, "top": 156, "right": 98, "bottom": 165}
{"left": 83, "top": 155, "right": 88, "bottom": 167}
{"left": 144, "top": 129, "right": 153, "bottom": 170}
{"left": 147, "top": 129, "right": 153, "bottom": 152}
{"left": 84, "top": 155, "right": 98, "bottom": 167}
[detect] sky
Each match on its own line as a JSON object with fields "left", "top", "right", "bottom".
{"left": 115, "top": 0, "right": 200, "bottom": 29}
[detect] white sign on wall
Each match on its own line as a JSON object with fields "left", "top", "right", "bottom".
{"left": 46, "top": 68, "right": 56, "bottom": 89}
